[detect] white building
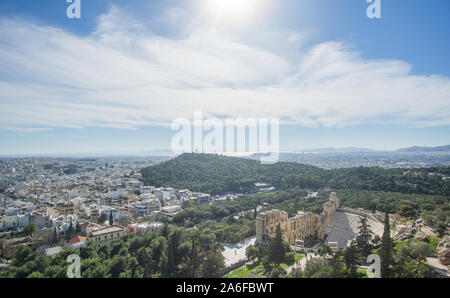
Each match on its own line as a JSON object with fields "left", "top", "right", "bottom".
{"left": 0, "top": 213, "right": 30, "bottom": 231}
{"left": 155, "top": 187, "right": 175, "bottom": 201}
{"left": 140, "top": 185, "right": 155, "bottom": 195}
{"left": 161, "top": 205, "right": 182, "bottom": 221}
{"left": 89, "top": 226, "right": 126, "bottom": 244}
{"left": 132, "top": 222, "right": 164, "bottom": 234}
{"left": 0, "top": 215, "right": 18, "bottom": 231}
{"left": 130, "top": 199, "right": 161, "bottom": 217}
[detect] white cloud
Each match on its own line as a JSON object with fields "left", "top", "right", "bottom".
{"left": 0, "top": 6, "right": 449, "bottom": 132}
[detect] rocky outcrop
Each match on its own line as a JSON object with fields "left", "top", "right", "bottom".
{"left": 414, "top": 231, "right": 428, "bottom": 242}
{"left": 393, "top": 226, "right": 416, "bottom": 241}
{"left": 437, "top": 236, "right": 450, "bottom": 266}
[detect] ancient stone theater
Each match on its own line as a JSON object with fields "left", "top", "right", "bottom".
{"left": 256, "top": 192, "right": 340, "bottom": 245}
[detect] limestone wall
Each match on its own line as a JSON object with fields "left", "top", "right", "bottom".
{"left": 256, "top": 192, "right": 339, "bottom": 245}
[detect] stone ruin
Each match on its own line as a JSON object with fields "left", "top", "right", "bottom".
{"left": 256, "top": 192, "right": 340, "bottom": 246}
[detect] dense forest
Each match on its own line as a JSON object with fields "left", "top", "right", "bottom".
{"left": 1, "top": 225, "right": 226, "bottom": 278}
{"left": 141, "top": 153, "right": 450, "bottom": 196}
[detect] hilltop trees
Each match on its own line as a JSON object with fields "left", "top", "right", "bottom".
{"left": 141, "top": 153, "right": 450, "bottom": 196}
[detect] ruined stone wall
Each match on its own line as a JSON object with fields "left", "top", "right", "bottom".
{"left": 256, "top": 192, "right": 339, "bottom": 245}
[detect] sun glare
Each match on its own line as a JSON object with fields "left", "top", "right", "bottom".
{"left": 203, "top": 0, "right": 269, "bottom": 26}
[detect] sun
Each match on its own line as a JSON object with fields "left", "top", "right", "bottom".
{"left": 212, "top": 0, "right": 257, "bottom": 17}
{"left": 202, "top": 0, "right": 269, "bottom": 26}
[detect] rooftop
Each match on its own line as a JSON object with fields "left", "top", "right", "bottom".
{"left": 90, "top": 226, "right": 124, "bottom": 237}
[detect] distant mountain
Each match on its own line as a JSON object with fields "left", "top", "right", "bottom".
{"left": 295, "top": 147, "right": 375, "bottom": 153}
{"left": 397, "top": 145, "right": 450, "bottom": 152}
{"left": 137, "top": 149, "right": 176, "bottom": 157}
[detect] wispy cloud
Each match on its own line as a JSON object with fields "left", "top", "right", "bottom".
{"left": 0, "top": 6, "right": 449, "bottom": 132}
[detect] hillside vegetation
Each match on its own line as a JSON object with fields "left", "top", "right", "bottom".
{"left": 141, "top": 153, "right": 450, "bottom": 196}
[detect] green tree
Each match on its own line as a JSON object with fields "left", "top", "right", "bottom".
{"left": 52, "top": 227, "right": 58, "bottom": 244}
{"left": 380, "top": 211, "right": 394, "bottom": 278}
{"left": 109, "top": 255, "right": 127, "bottom": 278}
{"left": 23, "top": 222, "right": 37, "bottom": 236}
{"left": 27, "top": 271, "right": 44, "bottom": 278}
{"left": 303, "top": 258, "right": 330, "bottom": 278}
{"left": 66, "top": 220, "right": 74, "bottom": 240}
{"left": 398, "top": 205, "right": 416, "bottom": 218}
{"left": 355, "top": 216, "right": 374, "bottom": 259}
{"left": 200, "top": 250, "right": 225, "bottom": 278}
{"left": 245, "top": 245, "right": 260, "bottom": 264}
{"left": 12, "top": 245, "right": 35, "bottom": 267}
{"left": 98, "top": 212, "right": 106, "bottom": 224}
{"left": 75, "top": 222, "right": 81, "bottom": 234}
{"left": 268, "top": 225, "right": 286, "bottom": 267}
{"left": 268, "top": 267, "right": 286, "bottom": 278}
{"left": 137, "top": 247, "right": 154, "bottom": 277}
{"left": 343, "top": 243, "right": 359, "bottom": 275}
{"left": 318, "top": 245, "right": 333, "bottom": 257}
{"left": 109, "top": 210, "right": 114, "bottom": 226}
{"left": 408, "top": 241, "right": 434, "bottom": 261}
{"left": 190, "top": 237, "right": 200, "bottom": 278}
{"left": 330, "top": 250, "right": 344, "bottom": 277}
{"left": 289, "top": 267, "right": 303, "bottom": 278}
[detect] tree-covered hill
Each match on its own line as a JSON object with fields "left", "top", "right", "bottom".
{"left": 140, "top": 153, "right": 450, "bottom": 196}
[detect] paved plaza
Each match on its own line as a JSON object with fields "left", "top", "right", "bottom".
{"left": 222, "top": 236, "right": 256, "bottom": 267}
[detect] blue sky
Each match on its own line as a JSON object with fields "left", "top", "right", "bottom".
{"left": 0, "top": 0, "right": 449, "bottom": 154}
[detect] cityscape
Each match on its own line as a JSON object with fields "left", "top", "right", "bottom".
{"left": 0, "top": 151, "right": 449, "bottom": 280}
{"left": 0, "top": 0, "right": 449, "bottom": 291}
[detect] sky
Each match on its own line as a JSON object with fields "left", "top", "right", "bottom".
{"left": 0, "top": 0, "right": 449, "bottom": 155}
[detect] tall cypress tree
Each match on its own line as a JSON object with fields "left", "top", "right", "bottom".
{"left": 269, "top": 224, "right": 285, "bottom": 267}
{"left": 109, "top": 210, "right": 114, "bottom": 226}
{"left": 344, "top": 242, "right": 359, "bottom": 275}
{"left": 166, "top": 238, "right": 175, "bottom": 276}
{"left": 52, "top": 226, "right": 58, "bottom": 243}
{"left": 380, "top": 211, "right": 393, "bottom": 278}
{"left": 190, "top": 238, "right": 200, "bottom": 278}
{"left": 66, "top": 220, "right": 73, "bottom": 240}
{"left": 355, "top": 216, "right": 374, "bottom": 259}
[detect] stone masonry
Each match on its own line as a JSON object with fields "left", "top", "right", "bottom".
{"left": 256, "top": 192, "right": 340, "bottom": 245}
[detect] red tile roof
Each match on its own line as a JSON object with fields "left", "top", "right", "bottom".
{"left": 69, "top": 236, "right": 88, "bottom": 245}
